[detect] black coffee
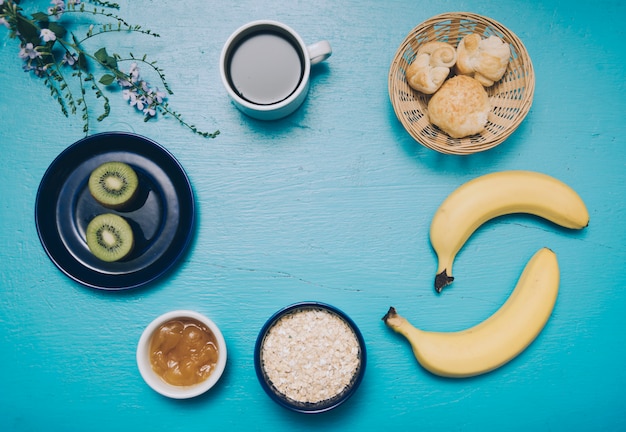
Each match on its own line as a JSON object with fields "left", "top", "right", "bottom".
{"left": 227, "top": 30, "right": 304, "bottom": 105}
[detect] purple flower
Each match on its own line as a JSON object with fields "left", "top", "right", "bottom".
{"left": 150, "top": 88, "right": 166, "bottom": 104}
{"left": 48, "top": 0, "right": 65, "bottom": 18}
{"left": 143, "top": 106, "right": 156, "bottom": 117}
{"left": 134, "top": 96, "right": 147, "bottom": 111}
{"left": 122, "top": 88, "right": 138, "bottom": 103}
{"left": 129, "top": 63, "right": 140, "bottom": 83}
{"left": 40, "top": 28, "right": 56, "bottom": 42}
{"left": 22, "top": 62, "right": 47, "bottom": 77}
{"left": 62, "top": 52, "right": 77, "bottom": 66}
{"left": 19, "top": 43, "right": 41, "bottom": 60}
{"left": 118, "top": 63, "right": 167, "bottom": 117}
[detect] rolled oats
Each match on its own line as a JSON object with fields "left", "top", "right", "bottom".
{"left": 261, "top": 307, "right": 361, "bottom": 404}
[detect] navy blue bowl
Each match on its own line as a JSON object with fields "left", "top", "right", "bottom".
{"left": 254, "top": 301, "right": 366, "bottom": 414}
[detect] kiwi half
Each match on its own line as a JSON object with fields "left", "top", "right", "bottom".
{"left": 86, "top": 213, "right": 134, "bottom": 262}
{"left": 89, "top": 161, "right": 138, "bottom": 209}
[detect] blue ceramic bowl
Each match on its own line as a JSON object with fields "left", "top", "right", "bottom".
{"left": 254, "top": 302, "right": 366, "bottom": 414}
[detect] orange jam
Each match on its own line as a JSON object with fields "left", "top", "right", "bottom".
{"left": 149, "top": 318, "right": 219, "bottom": 386}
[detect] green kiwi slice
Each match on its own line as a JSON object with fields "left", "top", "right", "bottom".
{"left": 88, "top": 161, "right": 139, "bottom": 209}
{"left": 86, "top": 213, "right": 134, "bottom": 262}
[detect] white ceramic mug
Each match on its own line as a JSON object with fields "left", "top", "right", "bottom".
{"left": 220, "top": 20, "right": 332, "bottom": 120}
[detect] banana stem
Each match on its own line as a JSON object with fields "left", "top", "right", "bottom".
{"left": 382, "top": 306, "right": 398, "bottom": 324}
{"left": 382, "top": 307, "right": 424, "bottom": 346}
{"left": 435, "top": 270, "right": 454, "bottom": 293}
{"left": 382, "top": 307, "right": 409, "bottom": 334}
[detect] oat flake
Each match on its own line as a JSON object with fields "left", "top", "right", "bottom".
{"left": 261, "top": 308, "right": 361, "bottom": 404}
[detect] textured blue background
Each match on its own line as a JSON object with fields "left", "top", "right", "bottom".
{"left": 1, "top": 0, "right": 625, "bottom": 430}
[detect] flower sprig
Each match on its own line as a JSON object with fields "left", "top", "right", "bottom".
{"left": 0, "top": 0, "right": 219, "bottom": 138}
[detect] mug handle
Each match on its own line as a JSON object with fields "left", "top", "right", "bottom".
{"left": 307, "top": 40, "right": 332, "bottom": 65}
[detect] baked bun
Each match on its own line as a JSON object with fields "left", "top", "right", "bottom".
{"left": 427, "top": 75, "right": 491, "bottom": 138}
{"left": 455, "top": 33, "right": 511, "bottom": 87}
{"left": 406, "top": 41, "right": 457, "bottom": 94}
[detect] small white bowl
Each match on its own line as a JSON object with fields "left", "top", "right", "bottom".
{"left": 136, "top": 310, "right": 227, "bottom": 399}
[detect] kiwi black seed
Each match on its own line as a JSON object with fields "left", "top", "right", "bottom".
{"left": 86, "top": 213, "right": 134, "bottom": 262}
{"left": 88, "top": 161, "right": 139, "bottom": 209}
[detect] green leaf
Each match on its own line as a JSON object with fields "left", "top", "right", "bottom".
{"left": 16, "top": 16, "right": 40, "bottom": 45}
{"left": 32, "top": 12, "right": 49, "bottom": 23}
{"left": 94, "top": 47, "right": 118, "bottom": 69}
{"left": 99, "top": 74, "right": 115, "bottom": 85}
{"left": 94, "top": 47, "right": 109, "bottom": 63}
{"left": 77, "top": 52, "right": 88, "bottom": 71}
{"left": 48, "top": 22, "right": 67, "bottom": 39}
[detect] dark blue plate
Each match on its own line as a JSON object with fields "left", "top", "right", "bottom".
{"left": 254, "top": 301, "right": 367, "bottom": 414}
{"left": 35, "top": 132, "right": 195, "bottom": 290}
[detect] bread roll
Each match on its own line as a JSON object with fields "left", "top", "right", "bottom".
{"left": 406, "top": 41, "right": 457, "bottom": 94}
{"left": 427, "top": 75, "right": 490, "bottom": 138}
{"left": 455, "top": 33, "right": 511, "bottom": 87}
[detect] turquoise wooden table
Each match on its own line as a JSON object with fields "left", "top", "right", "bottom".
{"left": 1, "top": 0, "right": 625, "bottom": 430}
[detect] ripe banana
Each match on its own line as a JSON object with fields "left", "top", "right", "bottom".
{"left": 430, "top": 170, "right": 588, "bottom": 292}
{"left": 383, "top": 247, "right": 559, "bottom": 378}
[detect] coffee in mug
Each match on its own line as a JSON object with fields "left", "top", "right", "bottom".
{"left": 220, "top": 20, "right": 332, "bottom": 120}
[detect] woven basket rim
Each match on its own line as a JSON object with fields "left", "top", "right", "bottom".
{"left": 389, "top": 12, "right": 535, "bottom": 155}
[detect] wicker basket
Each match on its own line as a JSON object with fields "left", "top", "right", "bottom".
{"left": 388, "top": 12, "right": 535, "bottom": 155}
